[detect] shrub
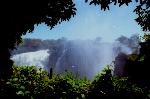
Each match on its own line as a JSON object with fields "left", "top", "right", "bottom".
{"left": 4, "top": 65, "right": 90, "bottom": 98}
{"left": 1, "top": 64, "right": 149, "bottom": 99}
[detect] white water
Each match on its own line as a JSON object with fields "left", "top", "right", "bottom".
{"left": 11, "top": 49, "right": 50, "bottom": 70}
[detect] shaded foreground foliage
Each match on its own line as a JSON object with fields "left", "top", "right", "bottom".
{"left": 0, "top": 65, "right": 90, "bottom": 99}
{"left": 1, "top": 65, "right": 150, "bottom": 99}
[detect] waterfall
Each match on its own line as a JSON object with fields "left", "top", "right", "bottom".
{"left": 55, "top": 48, "right": 67, "bottom": 73}
{"left": 11, "top": 49, "right": 50, "bottom": 70}
{"left": 11, "top": 35, "right": 139, "bottom": 79}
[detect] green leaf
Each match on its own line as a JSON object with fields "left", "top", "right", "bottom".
{"left": 16, "top": 91, "right": 24, "bottom": 95}
{"left": 6, "top": 82, "right": 11, "bottom": 85}
{"left": 24, "top": 91, "right": 30, "bottom": 95}
{"left": 20, "top": 86, "right": 25, "bottom": 90}
{"left": 13, "top": 78, "right": 18, "bottom": 81}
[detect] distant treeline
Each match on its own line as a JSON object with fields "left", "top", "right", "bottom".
{"left": 11, "top": 37, "right": 67, "bottom": 55}
{"left": 12, "top": 35, "right": 139, "bottom": 55}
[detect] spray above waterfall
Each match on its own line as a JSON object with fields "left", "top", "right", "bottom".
{"left": 11, "top": 35, "right": 139, "bottom": 79}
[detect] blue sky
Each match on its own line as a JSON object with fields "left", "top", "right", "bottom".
{"left": 23, "top": 0, "right": 144, "bottom": 42}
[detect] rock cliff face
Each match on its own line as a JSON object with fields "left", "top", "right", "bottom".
{"left": 113, "top": 52, "right": 128, "bottom": 77}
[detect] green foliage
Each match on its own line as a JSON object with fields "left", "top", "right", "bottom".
{"left": 5, "top": 0, "right": 76, "bottom": 50}
{"left": 1, "top": 64, "right": 150, "bottom": 98}
{"left": 128, "top": 54, "right": 139, "bottom": 61}
{"left": 141, "top": 33, "right": 150, "bottom": 42}
{"left": 113, "top": 77, "right": 145, "bottom": 98}
{"left": 87, "top": 65, "right": 114, "bottom": 98}
{"left": 124, "top": 33, "right": 150, "bottom": 85}
{"left": 6, "top": 65, "right": 51, "bottom": 98}
{"left": 87, "top": 65, "right": 147, "bottom": 99}
{"left": 3, "top": 65, "right": 90, "bottom": 98}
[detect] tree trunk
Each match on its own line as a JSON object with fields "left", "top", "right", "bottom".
{"left": 49, "top": 68, "right": 53, "bottom": 79}
{"left": 0, "top": 48, "right": 13, "bottom": 79}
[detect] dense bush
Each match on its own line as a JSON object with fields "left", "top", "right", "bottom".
{"left": 1, "top": 65, "right": 90, "bottom": 98}
{"left": 0, "top": 65, "right": 150, "bottom": 99}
